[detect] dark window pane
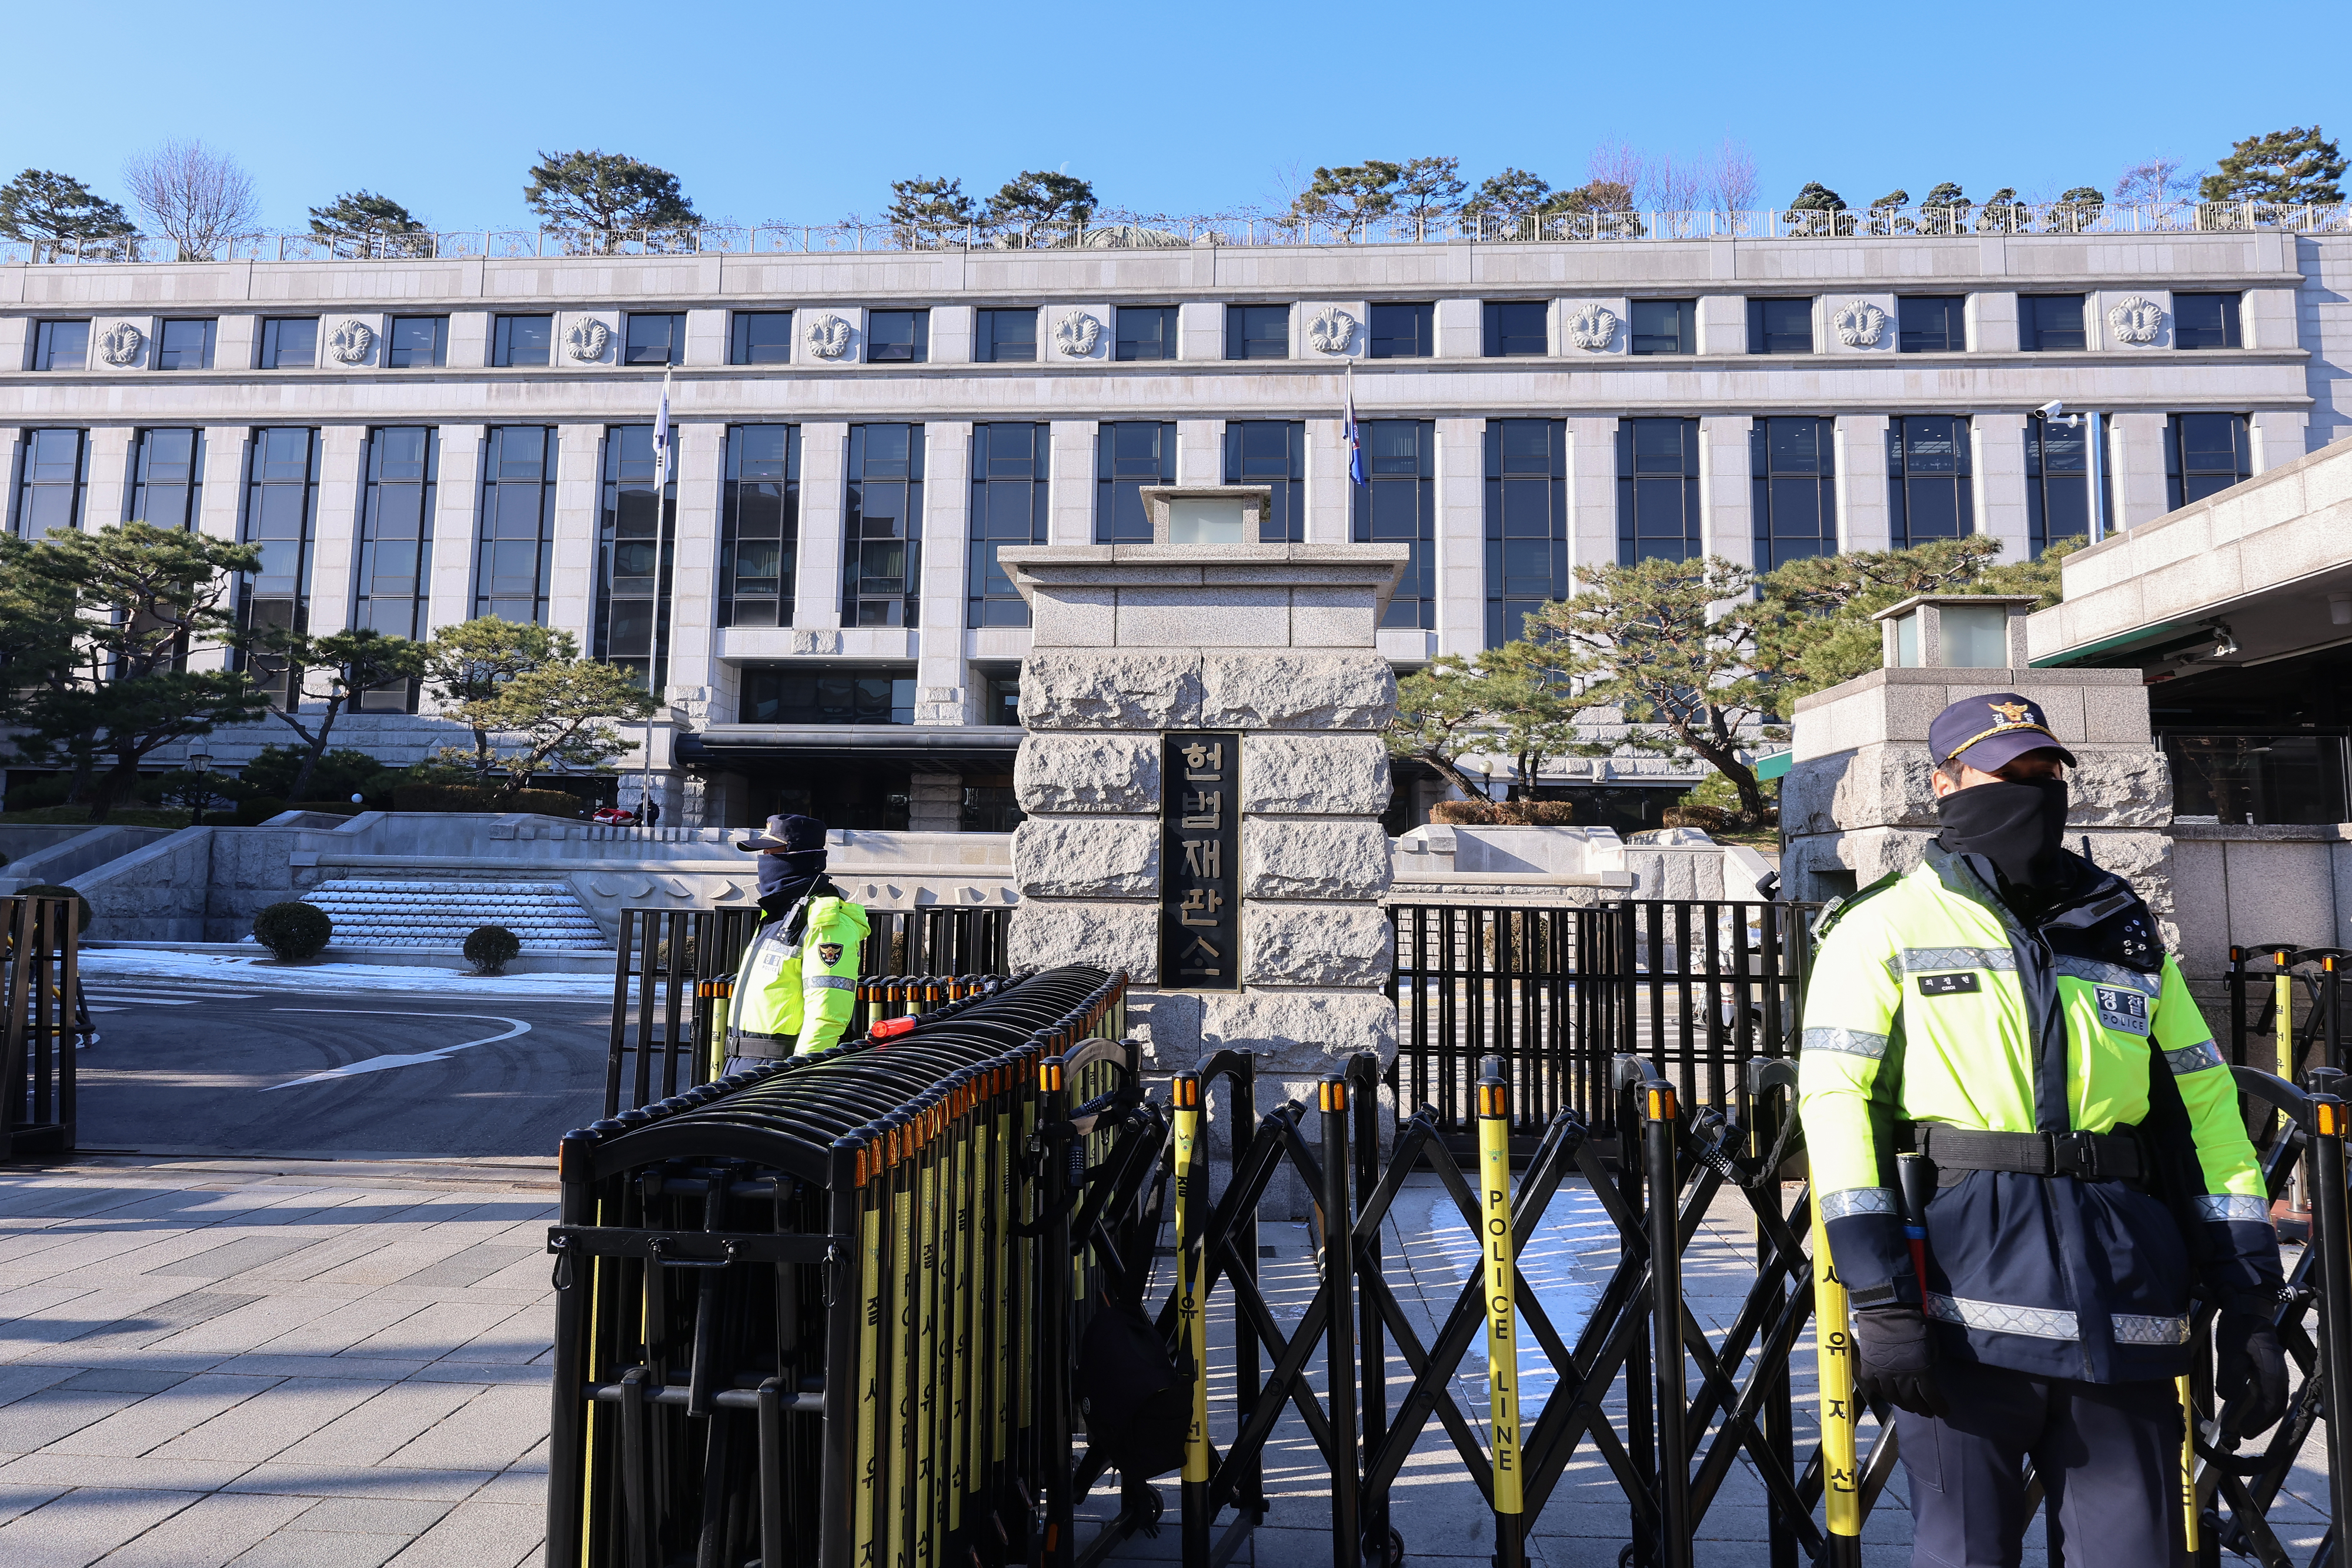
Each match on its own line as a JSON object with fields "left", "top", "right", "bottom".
{"left": 2173, "top": 293, "right": 2242, "bottom": 350}
{"left": 1484, "top": 419, "right": 1568, "bottom": 643}
{"left": 1094, "top": 422, "right": 1174, "bottom": 541}
{"left": 386, "top": 316, "right": 446, "bottom": 368}
{"left": 354, "top": 426, "right": 437, "bottom": 661}
{"left": 724, "top": 424, "right": 800, "bottom": 627}
{"left": 477, "top": 426, "right": 557, "bottom": 621}
{"left": 866, "top": 310, "right": 929, "bottom": 363}
{"left": 2166, "top": 413, "right": 2251, "bottom": 510}
{"left": 1223, "top": 420, "right": 1305, "bottom": 542}
{"left": 156, "top": 318, "right": 215, "bottom": 370}
{"left": 968, "top": 422, "right": 1047, "bottom": 625}
{"left": 1746, "top": 297, "right": 1814, "bottom": 353}
{"left": 1887, "top": 416, "right": 1975, "bottom": 549}
{"left": 1226, "top": 305, "right": 1290, "bottom": 360}
{"left": 731, "top": 311, "right": 794, "bottom": 365}
{"left": 13, "top": 428, "right": 87, "bottom": 539}
{"left": 1368, "top": 302, "right": 1432, "bottom": 359}
{"left": 2022, "top": 295, "right": 2086, "bottom": 352}
{"left": 260, "top": 317, "right": 318, "bottom": 369}
{"left": 1350, "top": 420, "right": 1435, "bottom": 627}
{"left": 624, "top": 313, "right": 683, "bottom": 366}
{"left": 975, "top": 309, "right": 1035, "bottom": 363}
{"left": 494, "top": 315, "right": 553, "bottom": 367}
{"left": 129, "top": 427, "right": 205, "bottom": 531}
{"left": 1114, "top": 306, "right": 1177, "bottom": 362}
{"left": 597, "top": 424, "right": 677, "bottom": 688}
{"left": 34, "top": 319, "right": 90, "bottom": 370}
{"left": 845, "top": 424, "right": 923, "bottom": 625}
{"left": 1617, "top": 418, "right": 1700, "bottom": 563}
{"left": 237, "top": 428, "right": 319, "bottom": 702}
{"left": 1750, "top": 416, "right": 1838, "bottom": 571}
{"left": 739, "top": 664, "right": 914, "bottom": 725}
{"left": 1898, "top": 296, "right": 1964, "bottom": 353}
{"left": 1482, "top": 300, "right": 1548, "bottom": 357}
{"left": 1629, "top": 299, "right": 1693, "bottom": 355}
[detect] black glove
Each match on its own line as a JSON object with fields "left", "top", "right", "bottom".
{"left": 1851, "top": 1305, "right": 1951, "bottom": 1419}
{"left": 2217, "top": 1311, "right": 2288, "bottom": 1437}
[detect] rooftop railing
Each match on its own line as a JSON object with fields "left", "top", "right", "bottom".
{"left": 5, "top": 200, "right": 2347, "bottom": 266}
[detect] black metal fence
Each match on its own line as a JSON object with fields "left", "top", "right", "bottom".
{"left": 606, "top": 905, "right": 1013, "bottom": 1116}
{"left": 2, "top": 893, "right": 86, "bottom": 1161}
{"left": 1389, "top": 898, "right": 1817, "bottom": 1146}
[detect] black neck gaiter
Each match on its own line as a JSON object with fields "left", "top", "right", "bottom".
{"left": 1936, "top": 779, "right": 2072, "bottom": 902}
{"left": 757, "top": 850, "right": 830, "bottom": 915}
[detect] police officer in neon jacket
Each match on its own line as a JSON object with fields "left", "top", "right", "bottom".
{"left": 723, "top": 814, "right": 870, "bottom": 1074}
{"left": 1798, "top": 693, "right": 2286, "bottom": 1566}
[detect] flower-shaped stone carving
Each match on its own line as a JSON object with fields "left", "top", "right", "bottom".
{"left": 804, "top": 313, "right": 851, "bottom": 359}
{"left": 1055, "top": 312, "right": 1102, "bottom": 356}
{"left": 96, "top": 320, "right": 145, "bottom": 366}
{"left": 1566, "top": 303, "right": 1619, "bottom": 351}
{"left": 326, "top": 319, "right": 376, "bottom": 364}
{"left": 2107, "top": 296, "right": 2165, "bottom": 346}
{"left": 1831, "top": 299, "right": 1888, "bottom": 347}
{"left": 566, "top": 317, "right": 612, "bottom": 361}
{"left": 1307, "top": 307, "right": 1355, "bottom": 355}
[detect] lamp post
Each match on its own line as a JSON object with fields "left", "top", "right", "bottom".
{"left": 186, "top": 752, "right": 212, "bottom": 828}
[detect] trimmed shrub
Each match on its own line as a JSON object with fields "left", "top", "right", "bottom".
{"left": 15, "top": 884, "right": 93, "bottom": 934}
{"left": 1428, "top": 798, "right": 1576, "bottom": 826}
{"left": 464, "top": 924, "right": 523, "bottom": 977}
{"left": 253, "top": 901, "right": 333, "bottom": 961}
{"left": 232, "top": 797, "right": 289, "bottom": 827}
{"left": 393, "top": 783, "right": 588, "bottom": 819}
{"left": 1662, "top": 804, "right": 1739, "bottom": 834}
{"left": 4, "top": 776, "right": 72, "bottom": 813}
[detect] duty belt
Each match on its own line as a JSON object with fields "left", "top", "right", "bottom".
{"left": 1919, "top": 1123, "right": 2144, "bottom": 1182}
{"left": 729, "top": 1031, "right": 798, "bottom": 1063}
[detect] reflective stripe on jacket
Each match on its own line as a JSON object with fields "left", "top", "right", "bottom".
{"left": 1797, "top": 841, "right": 2275, "bottom": 1383}
{"left": 725, "top": 890, "right": 870, "bottom": 1060}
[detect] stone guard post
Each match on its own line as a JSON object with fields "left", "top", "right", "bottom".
{"left": 1001, "top": 488, "right": 1408, "bottom": 1215}
{"left": 1781, "top": 593, "right": 2176, "bottom": 940}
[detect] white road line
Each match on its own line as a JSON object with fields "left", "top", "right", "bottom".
{"left": 81, "top": 995, "right": 205, "bottom": 1007}
{"left": 260, "top": 1009, "right": 534, "bottom": 1091}
{"left": 85, "top": 1005, "right": 126, "bottom": 1013}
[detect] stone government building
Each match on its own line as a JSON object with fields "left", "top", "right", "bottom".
{"left": 4, "top": 213, "right": 2347, "bottom": 833}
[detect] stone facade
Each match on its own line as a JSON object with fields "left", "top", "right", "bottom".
{"left": 1782, "top": 665, "right": 2176, "bottom": 941}
{"left": 5, "top": 229, "right": 2346, "bottom": 826}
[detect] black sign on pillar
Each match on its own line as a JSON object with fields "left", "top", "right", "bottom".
{"left": 1161, "top": 731, "right": 1241, "bottom": 991}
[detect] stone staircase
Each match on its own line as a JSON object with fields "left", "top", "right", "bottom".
{"left": 299, "top": 880, "right": 609, "bottom": 950}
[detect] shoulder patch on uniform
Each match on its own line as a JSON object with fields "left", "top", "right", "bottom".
{"left": 1810, "top": 870, "right": 1903, "bottom": 942}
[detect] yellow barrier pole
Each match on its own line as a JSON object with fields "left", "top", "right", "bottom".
{"left": 2177, "top": 1374, "right": 2199, "bottom": 1557}
{"left": 1810, "top": 1199, "right": 1862, "bottom": 1568}
{"left": 1477, "top": 1061, "right": 1525, "bottom": 1568}
{"left": 1174, "top": 1073, "right": 1211, "bottom": 1565}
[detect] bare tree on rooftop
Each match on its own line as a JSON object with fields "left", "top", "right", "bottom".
{"left": 122, "top": 139, "right": 260, "bottom": 259}
{"left": 1587, "top": 140, "right": 1646, "bottom": 203}
{"left": 2113, "top": 154, "right": 2201, "bottom": 205}
{"left": 1646, "top": 152, "right": 1706, "bottom": 215}
{"left": 1707, "top": 138, "right": 1759, "bottom": 215}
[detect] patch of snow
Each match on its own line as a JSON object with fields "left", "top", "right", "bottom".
{"left": 76, "top": 949, "right": 617, "bottom": 998}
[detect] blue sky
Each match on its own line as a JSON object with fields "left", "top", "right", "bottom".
{"left": 5, "top": 0, "right": 2343, "bottom": 232}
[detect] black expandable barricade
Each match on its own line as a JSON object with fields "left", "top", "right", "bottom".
{"left": 547, "top": 964, "right": 1171, "bottom": 1568}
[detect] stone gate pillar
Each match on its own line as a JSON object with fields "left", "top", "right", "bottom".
{"left": 1781, "top": 593, "right": 2177, "bottom": 940}
{"left": 1001, "top": 488, "right": 1408, "bottom": 1144}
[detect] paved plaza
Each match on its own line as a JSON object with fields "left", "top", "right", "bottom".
{"left": 1, "top": 1148, "right": 2330, "bottom": 1567}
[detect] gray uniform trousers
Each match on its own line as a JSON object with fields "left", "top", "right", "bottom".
{"left": 1895, "top": 1363, "right": 2183, "bottom": 1568}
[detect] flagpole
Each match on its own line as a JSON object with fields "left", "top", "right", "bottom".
{"left": 643, "top": 367, "right": 672, "bottom": 831}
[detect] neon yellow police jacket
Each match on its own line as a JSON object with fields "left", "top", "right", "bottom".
{"left": 724, "top": 882, "right": 870, "bottom": 1060}
{"left": 1798, "top": 841, "right": 2276, "bottom": 1382}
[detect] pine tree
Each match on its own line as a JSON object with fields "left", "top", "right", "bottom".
{"left": 1785, "top": 182, "right": 1846, "bottom": 236}
{"left": 308, "top": 190, "right": 425, "bottom": 240}
{"left": 1392, "top": 156, "right": 1466, "bottom": 221}
{"left": 984, "top": 171, "right": 1095, "bottom": 232}
{"left": 1289, "top": 162, "right": 1404, "bottom": 224}
{"left": 885, "top": 176, "right": 977, "bottom": 237}
{"left": 524, "top": 150, "right": 699, "bottom": 253}
{"left": 2199, "top": 126, "right": 2347, "bottom": 206}
{"left": 0, "top": 169, "right": 135, "bottom": 242}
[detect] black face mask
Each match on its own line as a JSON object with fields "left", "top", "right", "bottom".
{"left": 1936, "top": 778, "right": 2072, "bottom": 895}
{"left": 757, "top": 848, "right": 829, "bottom": 903}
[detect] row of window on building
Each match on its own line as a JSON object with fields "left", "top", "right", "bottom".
{"left": 8, "top": 411, "right": 2255, "bottom": 697}
{"left": 18, "top": 290, "right": 2249, "bottom": 373}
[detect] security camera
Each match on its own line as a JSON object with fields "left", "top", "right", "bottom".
{"left": 2033, "top": 400, "right": 2065, "bottom": 419}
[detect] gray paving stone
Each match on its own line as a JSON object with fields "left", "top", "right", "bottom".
{"left": 0, "top": 1487, "right": 206, "bottom": 1568}
{"left": 59, "top": 1369, "right": 194, "bottom": 1395}
{"left": 226, "top": 1527, "right": 409, "bottom": 1568}
{"left": 380, "top": 1499, "right": 542, "bottom": 1567}
{"left": 87, "top": 1489, "right": 312, "bottom": 1567}
{"left": 292, "top": 1497, "right": 453, "bottom": 1535}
